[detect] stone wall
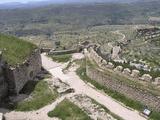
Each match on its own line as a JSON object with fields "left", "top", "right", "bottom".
{"left": 86, "top": 65, "right": 160, "bottom": 112}
{"left": 0, "top": 52, "right": 8, "bottom": 102}
{"left": 5, "top": 49, "right": 42, "bottom": 95}
{"left": 85, "top": 47, "right": 160, "bottom": 111}
{"left": 86, "top": 47, "right": 159, "bottom": 84}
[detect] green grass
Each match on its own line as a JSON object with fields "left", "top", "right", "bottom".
{"left": 0, "top": 34, "right": 37, "bottom": 66}
{"left": 16, "top": 80, "right": 58, "bottom": 111}
{"left": 48, "top": 99, "right": 91, "bottom": 120}
{"left": 76, "top": 59, "right": 160, "bottom": 120}
{"left": 49, "top": 54, "right": 72, "bottom": 63}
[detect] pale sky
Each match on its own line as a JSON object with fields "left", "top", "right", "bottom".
{"left": 0, "top": 0, "right": 47, "bottom": 4}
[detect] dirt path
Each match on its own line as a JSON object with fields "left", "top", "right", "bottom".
{"left": 113, "top": 30, "right": 126, "bottom": 42}
{"left": 41, "top": 53, "right": 146, "bottom": 120}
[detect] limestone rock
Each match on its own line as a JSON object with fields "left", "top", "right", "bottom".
{"left": 140, "top": 74, "right": 152, "bottom": 82}
{"left": 123, "top": 68, "right": 131, "bottom": 76}
{"left": 131, "top": 69, "right": 140, "bottom": 78}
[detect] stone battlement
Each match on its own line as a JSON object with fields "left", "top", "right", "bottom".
{"left": 84, "top": 46, "right": 160, "bottom": 85}
{"left": 84, "top": 46, "right": 160, "bottom": 111}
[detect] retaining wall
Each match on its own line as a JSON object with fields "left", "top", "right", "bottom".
{"left": 85, "top": 47, "right": 160, "bottom": 111}
{"left": 86, "top": 65, "right": 160, "bottom": 111}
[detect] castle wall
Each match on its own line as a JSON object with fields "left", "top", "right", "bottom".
{"left": 86, "top": 65, "right": 160, "bottom": 111}
{"left": 85, "top": 47, "right": 160, "bottom": 112}
{"left": 5, "top": 49, "right": 42, "bottom": 95}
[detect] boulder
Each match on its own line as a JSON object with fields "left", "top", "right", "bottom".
{"left": 140, "top": 74, "right": 152, "bottom": 82}
{"left": 131, "top": 69, "right": 140, "bottom": 78}
{"left": 123, "top": 68, "right": 131, "bottom": 76}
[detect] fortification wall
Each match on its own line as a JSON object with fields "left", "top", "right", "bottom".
{"left": 5, "top": 49, "right": 42, "bottom": 95}
{"left": 48, "top": 45, "right": 83, "bottom": 55}
{"left": 86, "top": 65, "right": 160, "bottom": 111}
{"left": 85, "top": 47, "right": 160, "bottom": 111}
{"left": 0, "top": 52, "right": 8, "bottom": 102}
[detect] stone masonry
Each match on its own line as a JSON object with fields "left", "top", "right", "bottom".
{"left": 85, "top": 46, "right": 160, "bottom": 112}
{"left": 4, "top": 49, "right": 42, "bottom": 95}
{"left": 86, "top": 65, "right": 160, "bottom": 112}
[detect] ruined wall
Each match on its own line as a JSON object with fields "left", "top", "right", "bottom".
{"left": 86, "top": 65, "right": 160, "bottom": 111}
{"left": 85, "top": 47, "right": 160, "bottom": 111}
{"left": 0, "top": 52, "right": 8, "bottom": 102}
{"left": 5, "top": 49, "right": 42, "bottom": 95}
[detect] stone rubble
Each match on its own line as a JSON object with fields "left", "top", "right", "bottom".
{"left": 69, "top": 94, "right": 117, "bottom": 120}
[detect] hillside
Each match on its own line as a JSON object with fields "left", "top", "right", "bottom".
{"left": 0, "top": 0, "right": 160, "bottom": 37}
{"left": 0, "top": 34, "right": 37, "bottom": 66}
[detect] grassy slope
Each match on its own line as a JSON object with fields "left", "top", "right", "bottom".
{"left": 16, "top": 80, "right": 58, "bottom": 111}
{"left": 76, "top": 59, "right": 160, "bottom": 120}
{"left": 48, "top": 99, "right": 91, "bottom": 120}
{"left": 0, "top": 34, "right": 37, "bottom": 66}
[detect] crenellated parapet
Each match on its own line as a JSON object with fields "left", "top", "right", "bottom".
{"left": 84, "top": 45, "right": 160, "bottom": 85}
{"left": 85, "top": 46, "right": 160, "bottom": 111}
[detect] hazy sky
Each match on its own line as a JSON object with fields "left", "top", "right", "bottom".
{"left": 0, "top": 0, "right": 46, "bottom": 3}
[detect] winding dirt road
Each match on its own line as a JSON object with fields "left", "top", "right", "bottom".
{"left": 4, "top": 53, "right": 146, "bottom": 120}
{"left": 41, "top": 53, "right": 146, "bottom": 120}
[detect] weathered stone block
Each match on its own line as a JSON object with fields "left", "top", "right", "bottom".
{"left": 106, "top": 62, "right": 114, "bottom": 69}
{"left": 123, "top": 68, "right": 131, "bottom": 76}
{"left": 6, "top": 49, "right": 42, "bottom": 94}
{"left": 140, "top": 74, "right": 152, "bottom": 82}
{"left": 114, "top": 66, "right": 123, "bottom": 72}
{"left": 131, "top": 69, "right": 140, "bottom": 78}
{"left": 153, "top": 77, "right": 160, "bottom": 85}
